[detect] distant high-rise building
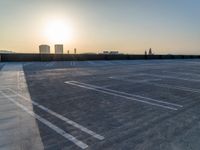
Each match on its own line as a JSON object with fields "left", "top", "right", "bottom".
{"left": 74, "top": 48, "right": 77, "bottom": 54}
{"left": 67, "top": 50, "right": 69, "bottom": 54}
{"left": 55, "top": 44, "right": 63, "bottom": 54}
{"left": 39, "top": 45, "right": 50, "bottom": 54}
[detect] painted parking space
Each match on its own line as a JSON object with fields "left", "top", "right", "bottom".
{"left": 1, "top": 60, "right": 200, "bottom": 149}
{"left": 64, "top": 80, "right": 182, "bottom": 110}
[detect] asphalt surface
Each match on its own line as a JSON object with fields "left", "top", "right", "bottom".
{"left": 1, "top": 60, "right": 200, "bottom": 150}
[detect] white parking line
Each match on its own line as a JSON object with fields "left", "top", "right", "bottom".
{"left": 111, "top": 61, "right": 125, "bottom": 65}
{"left": 87, "top": 61, "right": 96, "bottom": 66}
{"left": 152, "top": 82, "right": 200, "bottom": 93}
{"left": 7, "top": 88, "right": 104, "bottom": 140}
{"left": 141, "top": 73, "right": 200, "bottom": 82}
{"left": 163, "top": 71, "right": 200, "bottom": 77}
{"left": 185, "top": 61, "right": 200, "bottom": 65}
{"left": 45, "top": 62, "right": 56, "bottom": 67}
{"left": 72, "top": 81, "right": 182, "bottom": 107}
{"left": 0, "top": 91, "right": 88, "bottom": 149}
{"left": 109, "top": 76, "right": 200, "bottom": 94}
{"left": 109, "top": 73, "right": 149, "bottom": 79}
{"left": 109, "top": 76, "right": 161, "bottom": 83}
{"left": 102, "top": 61, "right": 114, "bottom": 65}
{"left": 65, "top": 81, "right": 182, "bottom": 111}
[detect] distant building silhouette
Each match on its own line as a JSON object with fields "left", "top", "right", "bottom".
{"left": 0, "top": 50, "right": 14, "bottom": 54}
{"left": 39, "top": 45, "right": 50, "bottom": 54}
{"left": 148, "top": 48, "right": 153, "bottom": 55}
{"left": 145, "top": 50, "right": 147, "bottom": 55}
{"left": 101, "top": 50, "right": 120, "bottom": 55}
{"left": 110, "top": 51, "right": 119, "bottom": 54}
{"left": 74, "top": 48, "right": 77, "bottom": 54}
{"left": 103, "top": 51, "right": 109, "bottom": 54}
{"left": 55, "top": 44, "right": 63, "bottom": 54}
{"left": 67, "top": 50, "right": 69, "bottom": 54}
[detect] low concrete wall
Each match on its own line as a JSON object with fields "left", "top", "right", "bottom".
{"left": 1, "top": 53, "right": 200, "bottom": 62}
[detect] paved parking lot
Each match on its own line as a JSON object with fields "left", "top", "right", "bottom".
{"left": 1, "top": 60, "right": 200, "bottom": 150}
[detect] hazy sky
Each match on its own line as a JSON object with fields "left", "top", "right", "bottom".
{"left": 0, "top": 0, "right": 200, "bottom": 54}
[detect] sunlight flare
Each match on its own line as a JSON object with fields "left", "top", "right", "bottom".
{"left": 44, "top": 19, "right": 74, "bottom": 44}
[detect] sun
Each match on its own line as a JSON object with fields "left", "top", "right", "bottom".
{"left": 44, "top": 19, "right": 73, "bottom": 44}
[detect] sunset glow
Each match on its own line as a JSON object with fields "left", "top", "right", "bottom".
{"left": 0, "top": 0, "right": 200, "bottom": 54}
